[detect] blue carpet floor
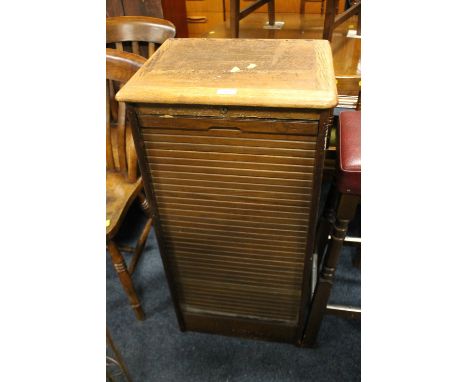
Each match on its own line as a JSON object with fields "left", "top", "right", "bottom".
{"left": 107, "top": 198, "right": 361, "bottom": 382}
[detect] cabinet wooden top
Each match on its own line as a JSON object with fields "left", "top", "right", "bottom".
{"left": 116, "top": 38, "right": 337, "bottom": 109}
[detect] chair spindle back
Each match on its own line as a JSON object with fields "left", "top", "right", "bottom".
{"left": 106, "top": 48, "right": 146, "bottom": 183}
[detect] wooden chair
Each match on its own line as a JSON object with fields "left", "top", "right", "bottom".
{"left": 230, "top": 0, "right": 275, "bottom": 38}
{"left": 106, "top": 16, "right": 176, "bottom": 126}
{"left": 107, "top": 48, "right": 151, "bottom": 320}
{"left": 300, "top": 0, "right": 325, "bottom": 15}
{"left": 106, "top": 15, "right": 176, "bottom": 59}
{"left": 323, "top": 0, "right": 361, "bottom": 41}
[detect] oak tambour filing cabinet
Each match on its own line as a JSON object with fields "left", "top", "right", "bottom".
{"left": 116, "top": 38, "right": 337, "bottom": 345}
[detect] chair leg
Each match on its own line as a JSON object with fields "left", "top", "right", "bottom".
{"left": 300, "top": 0, "right": 305, "bottom": 15}
{"left": 302, "top": 193, "right": 360, "bottom": 346}
{"left": 230, "top": 0, "right": 240, "bottom": 38}
{"left": 128, "top": 217, "right": 153, "bottom": 275}
{"left": 268, "top": 0, "right": 275, "bottom": 26}
{"left": 108, "top": 241, "right": 145, "bottom": 320}
{"left": 137, "top": 192, "right": 151, "bottom": 218}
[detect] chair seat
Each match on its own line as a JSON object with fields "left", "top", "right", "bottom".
{"left": 106, "top": 171, "right": 143, "bottom": 239}
{"left": 337, "top": 111, "right": 361, "bottom": 195}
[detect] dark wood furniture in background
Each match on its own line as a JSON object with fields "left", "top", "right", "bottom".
{"left": 116, "top": 38, "right": 337, "bottom": 344}
{"left": 106, "top": 0, "right": 188, "bottom": 37}
{"left": 185, "top": 0, "right": 345, "bottom": 37}
{"left": 323, "top": 0, "right": 360, "bottom": 41}
{"left": 230, "top": 0, "right": 275, "bottom": 37}
{"left": 302, "top": 110, "right": 361, "bottom": 346}
{"left": 107, "top": 0, "right": 164, "bottom": 18}
{"left": 300, "top": 0, "right": 325, "bottom": 15}
{"left": 106, "top": 48, "right": 149, "bottom": 321}
{"left": 161, "top": 0, "right": 189, "bottom": 37}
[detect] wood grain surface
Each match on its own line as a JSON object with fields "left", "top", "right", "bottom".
{"left": 116, "top": 38, "right": 337, "bottom": 109}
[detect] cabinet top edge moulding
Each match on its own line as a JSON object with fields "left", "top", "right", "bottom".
{"left": 116, "top": 38, "right": 338, "bottom": 109}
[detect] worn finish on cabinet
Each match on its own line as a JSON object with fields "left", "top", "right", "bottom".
{"left": 116, "top": 38, "right": 337, "bottom": 344}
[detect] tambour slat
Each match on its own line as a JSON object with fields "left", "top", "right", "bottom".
{"left": 144, "top": 141, "right": 315, "bottom": 158}
{"left": 162, "top": 225, "right": 307, "bottom": 247}
{"left": 181, "top": 288, "right": 301, "bottom": 308}
{"left": 148, "top": 156, "right": 313, "bottom": 173}
{"left": 155, "top": 189, "right": 311, "bottom": 208}
{"left": 147, "top": 148, "right": 315, "bottom": 166}
{"left": 166, "top": 244, "right": 305, "bottom": 263}
{"left": 152, "top": 171, "right": 313, "bottom": 188}
{"left": 163, "top": 231, "right": 306, "bottom": 251}
{"left": 142, "top": 127, "right": 318, "bottom": 141}
{"left": 171, "top": 259, "right": 302, "bottom": 281}
{"left": 141, "top": 131, "right": 317, "bottom": 150}
{"left": 181, "top": 294, "right": 298, "bottom": 314}
{"left": 177, "top": 282, "right": 302, "bottom": 303}
{"left": 183, "top": 293, "right": 297, "bottom": 319}
{"left": 161, "top": 220, "right": 307, "bottom": 239}
{"left": 150, "top": 163, "right": 313, "bottom": 181}
{"left": 155, "top": 183, "right": 311, "bottom": 203}
{"left": 175, "top": 270, "right": 302, "bottom": 290}
{"left": 159, "top": 200, "right": 309, "bottom": 219}
{"left": 160, "top": 208, "right": 308, "bottom": 228}
{"left": 178, "top": 278, "right": 302, "bottom": 298}
{"left": 168, "top": 239, "right": 305, "bottom": 260}
{"left": 158, "top": 196, "right": 310, "bottom": 215}
{"left": 160, "top": 211, "right": 308, "bottom": 231}
{"left": 165, "top": 227, "right": 305, "bottom": 248}
{"left": 181, "top": 301, "right": 296, "bottom": 321}
{"left": 173, "top": 252, "right": 304, "bottom": 270}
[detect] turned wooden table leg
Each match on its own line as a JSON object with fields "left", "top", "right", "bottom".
{"left": 323, "top": 0, "right": 337, "bottom": 41}
{"left": 230, "top": 0, "right": 240, "bottom": 38}
{"left": 302, "top": 193, "right": 360, "bottom": 346}
{"left": 108, "top": 241, "right": 145, "bottom": 320}
{"left": 268, "top": 0, "right": 275, "bottom": 26}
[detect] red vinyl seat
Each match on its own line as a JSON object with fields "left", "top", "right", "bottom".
{"left": 337, "top": 111, "right": 361, "bottom": 195}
